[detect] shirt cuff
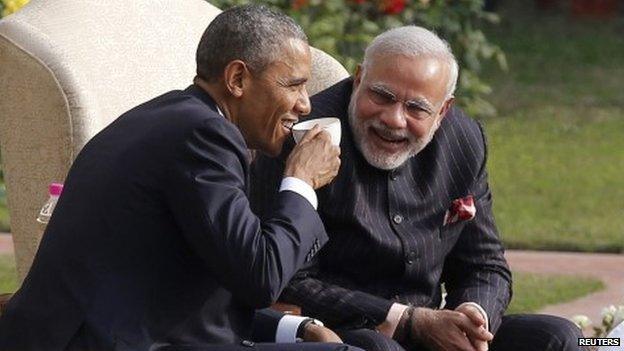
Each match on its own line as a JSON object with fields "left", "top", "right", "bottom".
{"left": 275, "top": 315, "right": 310, "bottom": 343}
{"left": 457, "top": 302, "right": 489, "bottom": 331}
{"left": 377, "top": 303, "right": 409, "bottom": 337}
{"left": 279, "top": 177, "right": 318, "bottom": 210}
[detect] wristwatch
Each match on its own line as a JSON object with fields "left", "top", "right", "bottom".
{"left": 296, "top": 318, "right": 325, "bottom": 341}
{"left": 394, "top": 306, "right": 416, "bottom": 343}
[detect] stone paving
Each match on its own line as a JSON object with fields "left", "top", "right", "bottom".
{"left": 0, "top": 233, "right": 12, "bottom": 255}
{"left": 506, "top": 250, "right": 624, "bottom": 326}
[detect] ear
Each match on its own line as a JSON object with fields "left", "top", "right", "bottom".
{"left": 223, "top": 60, "right": 248, "bottom": 98}
{"left": 438, "top": 97, "right": 455, "bottom": 120}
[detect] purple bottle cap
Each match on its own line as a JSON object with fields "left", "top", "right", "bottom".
{"left": 49, "top": 183, "right": 64, "bottom": 196}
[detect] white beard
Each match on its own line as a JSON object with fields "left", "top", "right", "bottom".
{"left": 348, "top": 94, "right": 441, "bottom": 170}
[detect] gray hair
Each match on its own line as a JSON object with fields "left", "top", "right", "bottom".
{"left": 196, "top": 5, "right": 308, "bottom": 81}
{"left": 363, "top": 26, "right": 459, "bottom": 99}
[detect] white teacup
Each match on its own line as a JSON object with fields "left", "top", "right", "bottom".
{"left": 292, "top": 117, "right": 341, "bottom": 146}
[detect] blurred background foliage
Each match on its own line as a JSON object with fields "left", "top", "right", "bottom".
{"left": 0, "top": 0, "right": 505, "bottom": 231}
{"left": 209, "top": 0, "right": 507, "bottom": 118}
{"left": 208, "top": 0, "right": 623, "bottom": 253}
{"left": 481, "top": 1, "right": 624, "bottom": 253}
{"left": 0, "top": 0, "right": 29, "bottom": 18}
{"left": 0, "top": 0, "right": 621, "bottom": 251}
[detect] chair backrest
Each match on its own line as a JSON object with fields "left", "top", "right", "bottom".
{"left": 0, "top": 0, "right": 349, "bottom": 281}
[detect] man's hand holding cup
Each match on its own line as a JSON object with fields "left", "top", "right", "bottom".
{"left": 284, "top": 118, "right": 341, "bottom": 190}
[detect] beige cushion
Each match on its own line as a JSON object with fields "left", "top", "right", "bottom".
{"left": 0, "top": 0, "right": 348, "bottom": 280}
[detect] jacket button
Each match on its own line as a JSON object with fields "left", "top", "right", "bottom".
{"left": 393, "top": 214, "right": 403, "bottom": 224}
{"left": 390, "top": 171, "right": 398, "bottom": 181}
{"left": 406, "top": 250, "right": 417, "bottom": 264}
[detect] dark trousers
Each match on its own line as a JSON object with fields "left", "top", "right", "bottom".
{"left": 66, "top": 324, "right": 364, "bottom": 351}
{"left": 337, "top": 314, "right": 587, "bottom": 351}
{"left": 158, "top": 343, "right": 364, "bottom": 351}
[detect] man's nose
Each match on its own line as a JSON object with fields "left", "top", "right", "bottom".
{"left": 379, "top": 103, "right": 407, "bottom": 129}
{"left": 294, "top": 86, "right": 311, "bottom": 116}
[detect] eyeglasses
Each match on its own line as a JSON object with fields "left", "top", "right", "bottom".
{"left": 366, "top": 84, "right": 439, "bottom": 121}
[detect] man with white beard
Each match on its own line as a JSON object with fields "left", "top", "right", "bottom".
{"left": 251, "top": 26, "right": 584, "bottom": 351}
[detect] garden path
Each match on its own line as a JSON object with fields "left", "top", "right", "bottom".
{"left": 506, "top": 250, "right": 624, "bottom": 333}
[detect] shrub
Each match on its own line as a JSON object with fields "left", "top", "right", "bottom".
{"left": 209, "top": 0, "right": 506, "bottom": 118}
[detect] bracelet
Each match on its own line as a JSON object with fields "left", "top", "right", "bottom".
{"left": 296, "top": 318, "right": 324, "bottom": 340}
{"left": 394, "top": 306, "right": 415, "bottom": 343}
{"left": 296, "top": 318, "right": 315, "bottom": 339}
{"left": 404, "top": 307, "right": 415, "bottom": 341}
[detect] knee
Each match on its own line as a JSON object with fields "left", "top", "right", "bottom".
{"left": 496, "top": 314, "right": 584, "bottom": 351}
{"left": 337, "top": 329, "right": 405, "bottom": 351}
{"left": 538, "top": 315, "right": 584, "bottom": 351}
{"left": 343, "top": 338, "right": 405, "bottom": 351}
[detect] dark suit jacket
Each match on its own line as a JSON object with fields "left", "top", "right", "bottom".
{"left": 251, "top": 78, "right": 512, "bottom": 333}
{"left": 0, "top": 85, "right": 328, "bottom": 351}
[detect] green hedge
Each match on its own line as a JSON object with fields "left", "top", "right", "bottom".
{"left": 209, "top": 0, "right": 506, "bottom": 118}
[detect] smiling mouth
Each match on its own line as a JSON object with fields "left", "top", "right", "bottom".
{"left": 283, "top": 121, "right": 295, "bottom": 130}
{"left": 367, "top": 128, "right": 410, "bottom": 154}
{"left": 281, "top": 119, "right": 297, "bottom": 134}
{"left": 371, "top": 128, "right": 408, "bottom": 144}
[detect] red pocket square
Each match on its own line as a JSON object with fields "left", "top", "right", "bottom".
{"left": 443, "top": 195, "right": 476, "bottom": 226}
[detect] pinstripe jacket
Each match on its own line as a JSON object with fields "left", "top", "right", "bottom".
{"left": 250, "top": 78, "right": 512, "bottom": 334}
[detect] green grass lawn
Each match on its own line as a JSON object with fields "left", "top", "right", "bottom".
{"left": 0, "top": 182, "right": 8, "bottom": 232}
{"left": 481, "top": 2, "right": 624, "bottom": 252}
{"left": 507, "top": 272, "right": 604, "bottom": 314}
{"left": 0, "top": 255, "right": 17, "bottom": 294}
{"left": 0, "top": 206, "right": 9, "bottom": 233}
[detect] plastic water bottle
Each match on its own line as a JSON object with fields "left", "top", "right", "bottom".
{"left": 36, "top": 183, "right": 63, "bottom": 224}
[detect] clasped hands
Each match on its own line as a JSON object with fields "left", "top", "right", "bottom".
{"left": 394, "top": 304, "right": 494, "bottom": 351}
{"left": 298, "top": 305, "right": 493, "bottom": 350}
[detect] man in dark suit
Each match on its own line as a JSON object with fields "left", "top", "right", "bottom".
{"left": 0, "top": 5, "right": 359, "bottom": 351}
{"left": 251, "top": 26, "right": 585, "bottom": 351}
